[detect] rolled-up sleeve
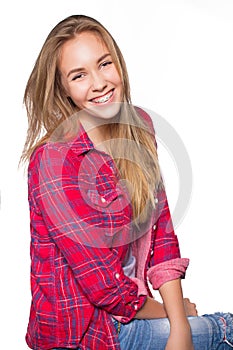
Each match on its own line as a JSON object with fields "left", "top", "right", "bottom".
{"left": 147, "top": 189, "right": 189, "bottom": 289}
{"left": 147, "top": 257, "right": 189, "bottom": 290}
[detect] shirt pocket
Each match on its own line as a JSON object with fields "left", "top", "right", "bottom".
{"left": 86, "top": 188, "right": 132, "bottom": 246}
{"left": 87, "top": 188, "right": 119, "bottom": 209}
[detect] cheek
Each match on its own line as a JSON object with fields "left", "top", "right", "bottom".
{"left": 114, "top": 73, "right": 123, "bottom": 96}
{"left": 104, "top": 65, "right": 122, "bottom": 85}
{"left": 111, "top": 69, "right": 122, "bottom": 86}
{"left": 69, "top": 84, "right": 89, "bottom": 103}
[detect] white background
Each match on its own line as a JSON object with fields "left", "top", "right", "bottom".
{"left": 1, "top": 0, "right": 233, "bottom": 348}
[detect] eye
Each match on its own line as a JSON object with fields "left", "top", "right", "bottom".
{"left": 71, "top": 73, "right": 85, "bottom": 81}
{"left": 100, "top": 60, "right": 113, "bottom": 69}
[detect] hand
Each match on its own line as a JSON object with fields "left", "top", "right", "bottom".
{"left": 183, "top": 298, "right": 198, "bottom": 316}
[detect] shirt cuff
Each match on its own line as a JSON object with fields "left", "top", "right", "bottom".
{"left": 111, "top": 277, "right": 148, "bottom": 323}
{"left": 112, "top": 293, "right": 147, "bottom": 323}
{"left": 130, "top": 277, "right": 148, "bottom": 296}
{"left": 147, "top": 257, "right": 190, "bottom": 290}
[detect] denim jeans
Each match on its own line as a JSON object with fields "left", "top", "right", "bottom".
{"left": 52, "top": 312, "right": 233, "bottom": 350}
{"left": 113, "top": 312, "right": 233, "bottom": 350}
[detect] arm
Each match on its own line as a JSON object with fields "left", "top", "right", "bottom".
{"left": 134, "top": 293, "right": 197, "bottom": 320}
{"left": 146, "top": 188, "right": 190, "bottom": 292}
{"left": 136, "top": 108, "right": 196, "bottom": 346}
{"left": 159, "top": 279, "right": 194, "bottom": 350}
{"left": 146, "top": 190, "right": 194, "bottom": 348}
{"left": 135, "top": 297, "right": 167, "bottom": 319}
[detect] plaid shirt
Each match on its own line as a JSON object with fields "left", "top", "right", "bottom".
{"left": 26, "top": 108, "right": 188, "bottom": 350}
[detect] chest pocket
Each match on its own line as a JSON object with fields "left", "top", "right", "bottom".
{"left": 86, "top": 188, "right": 132, "bottom": 248}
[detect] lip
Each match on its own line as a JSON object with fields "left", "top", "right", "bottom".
{"left": 89, "top": 89, "right": 114, "bottom": 104}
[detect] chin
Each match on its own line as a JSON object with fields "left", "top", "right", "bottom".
{"left": 87, "top": 102, "right": 122, "bottom": 121}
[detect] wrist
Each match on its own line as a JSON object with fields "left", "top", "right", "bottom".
{"left": 169, "top": 318, "right": 191, "bottom": 332}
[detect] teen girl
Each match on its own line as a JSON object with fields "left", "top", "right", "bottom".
{"left": 22, "top": 14, "right": 233, "bottom": 350}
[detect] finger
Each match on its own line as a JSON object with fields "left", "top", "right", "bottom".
{"left": 183, "top": 297, "right": 190, "bottom": 302}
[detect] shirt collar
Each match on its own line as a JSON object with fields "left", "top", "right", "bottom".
{"left": 68, "top": 123, "right": 95, "bottom": 156}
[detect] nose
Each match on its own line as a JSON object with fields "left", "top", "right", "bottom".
{"left": 91, "top": 71, "right": 107, "bottom": 92}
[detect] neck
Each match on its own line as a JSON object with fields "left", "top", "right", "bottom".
{"left": 79, "top": 110, "right": 118, "bottom": 150}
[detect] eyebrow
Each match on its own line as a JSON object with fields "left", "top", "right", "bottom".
{"left": 67, "top": 53, "right": 111, "bottom": 78}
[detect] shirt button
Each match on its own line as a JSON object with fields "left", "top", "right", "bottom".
{"left": 101, "top": 197, "right": 106, "bottom": 203}
{"left": 115, "top": 273, "right": 120, "bottom": 279}
{"left": 153, "top": 224, "right": 157, "bottom": 230}
{"left": 134, "top": 304, "right": 138, "bottom": 311}
{"left": 155, "top": 198, "right": 158, "bottom": 204}
{"left": 150, "top": 250, "right": 154, "bottom": 256}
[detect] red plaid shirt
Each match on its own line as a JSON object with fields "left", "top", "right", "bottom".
{"left": 26, "top": 108, "right": 188, "bottom": 350}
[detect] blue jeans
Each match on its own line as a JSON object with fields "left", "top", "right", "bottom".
{"left": 52, "top": 312, "right": 233, "bottom": 349}
{"left": 113, "top": 312, "right": 233, "bottom": 349}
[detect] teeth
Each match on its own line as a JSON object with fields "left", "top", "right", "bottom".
{"left": 92, "top": 91, "right": 113, "bottom": 104}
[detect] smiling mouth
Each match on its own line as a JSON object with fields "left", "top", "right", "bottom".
{"left": 90, "top": 89, "right": 114, "bottom": 104}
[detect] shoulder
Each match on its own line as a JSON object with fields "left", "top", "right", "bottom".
{"left": 28, "top": 141, "right": 75, "bottom": 177}
{"left": 134, "top": 106, "right": 155, "bottom": 135}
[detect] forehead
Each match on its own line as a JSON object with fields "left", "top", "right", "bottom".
{"left": 59, "top": 32, "right": 109, "bottom": 68}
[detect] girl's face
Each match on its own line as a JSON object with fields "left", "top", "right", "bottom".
{"left": 59, "top": 31, "right": 123, "bottom": 120}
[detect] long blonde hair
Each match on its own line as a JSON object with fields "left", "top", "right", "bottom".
{"left": 21, "top": 14, "right": 162, "bottom": 223}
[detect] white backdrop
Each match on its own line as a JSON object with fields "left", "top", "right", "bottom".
{"left": 1, "top": 0, "right": 233, "bottom": 348}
